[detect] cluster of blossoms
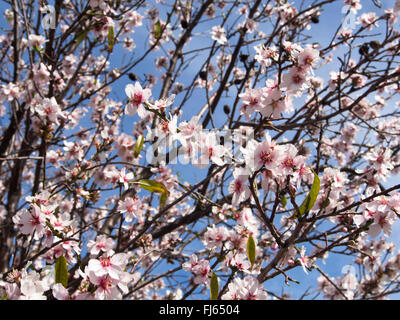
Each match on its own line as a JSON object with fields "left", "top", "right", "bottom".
{"left": 182, "top": 255, "right": 211, "bottom": 285}
{"left": 0, "top": 250, "right": 133, "bottom": 300}
{"left": 239, "top": 44, "right": 320, "bottom": 120}
{"left": 316, "top": 235, "right": 400, "bottom": 300}
{"left": 118, "top": 196, "right": 145, "bottom": 224}
{"left": 354, "top": 194, "right": 400, "bottom": 239}
{"left": 239, "top": 133, "right": 314, "bottom": 201}
{"left": 81, "top": 250, "right": 133, "bottom": 300}
{"left": 12, "top": 192, "right": 80, "bottom": 264}
{"left": 0, "top": 267, "right": 53, "bottom": 300}
{"left": 221, "top": 276, "right": 268, "bottom": 300}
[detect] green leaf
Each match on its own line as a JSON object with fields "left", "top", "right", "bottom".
{"left": 160, "top": 192, "right": 168, "bottom": 208}
{"left": 55, "top": 256, "right": 68, "bottom": 288}
{"left": 134, "top": 135, "right": 144, "bottom": 158}
{"left": 108, "top": 26, "right": 115, "bottom": 52}
{"left": 154, "top": 20, "right": 162, "bottom": 40}
{"left": 32, "top": 44, "right": 42, "bottom": 54}
{"left": 135, "top": 179, "right": 167, "bottom": 194}
{"left": 247, "top": 235, "right": 256, "bottom": 266}
{"left": 297, "top": 169, "right": 320, "bottom": 218}
{"left": 210, "top": 271, "right": 219, "bottom": 300}
{"left": 372, "top": 0, "right": 383, "bottom": 8}
{"left": 134, "top": 179, "right": 169, "bottom": 208}
{"left": 280, "top": 195, "right": 287, "bottom": 207}
{"left": 75, "top": 29, "right": 89, "bottom": 45}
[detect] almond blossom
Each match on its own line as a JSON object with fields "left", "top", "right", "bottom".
{"left": 87, "top": 250, "right": 129, "bottom": 280}
{"left": 87, "top": 235, "right": 115, "bottom": 256}
{"left": 125, "top": 82, "right": 151, "bottom": 117}
{"left": 243, "top": 134, "right": 283, "bottom": 172}
{"left": 196, "top": 132, "right": 226, "bottom": 168}
{"left": 222, "top": 276, "right": 268, "bottom": 300}
{"left": 210, "top": 25, "right": 227, "bottom": 45}
{"left": 260, "top": 87, "right": 287, "bottom": 119}
{"left": 239, "top": 87, "right": 264, "bottom": 120}
{"left": 119, "top": 167, "right": 134, "bottom": 190}
{"left": 254, "top": 44, "right": 278, "bottom": 72}
{"left": 34, "top": 97, "right": 62, "bottom": 125}
{"left": 281, "top": 66, "right": 309, "bottom": 95}
{"left": 18, "top": 205, "right": 46, "bottom": 239}
{"left": 228, "top": 168, "right": 250, "bottom": 206}
{"left": 118, "top": 196, "right": 144, "bottom": 222}
{"left": 28, "top": 34, "right": 47, "bottom": 49}
{"left": 296, "top": 46, "right": 320, "bottom": 69}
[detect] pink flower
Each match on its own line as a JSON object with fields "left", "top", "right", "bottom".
{"left": 119, "top": 167, "right": 133, "bottom": 190}
{"left": 281, "top": 66, "right": 308, "bottom": 94}
{"left": 87, "top": 235, "right": 114, "bottom": 256}
{"left": 368, "top": 211, "right": 396, "bottom": 238}
{"left": 192, "top": 260, "right": 210, "bottom": 284}
{"left": 349, "top": 74, "right": 367, "bottom": 87}
{"left": 210, "top": 25, "right": 227, "bottom": 45}
{"left": 19, "top": 270, "right": 49, "bottom": 300}
{"left": 118, "top": 197, "right": 143, "bottom": 222}
{"left": 228, "top": 168, "right": 250, "bottom": 206}
{"left": 64, "top": 141, "right": 85, "bottom": 161}
{"left": 125, "top": 82, "right": 151, "bottom": 117}
{"left": 0, "top": 282, "right": 20, "bottom": 300}
{"left": 19, "top": 205, "right": 46, "bottom": 239}
{"left": 260, "top": 87, "right": 286, "bottom": 119}
{"left": 245, "top": 135, "right": 283, "bottom": 172}
{"left": 358, "top": 12, "right": 378, "bottom": 30}
{"left": 33, "top": 63, "right": 51, "bottom": 85}
{"left": 178, "top": 116, "right": 201, "bottom": 142}
{"left": 52, "top": 283, "right": 71, "bottom": 300}
{"left": 116, "top": 133, "right": 135, "bottom": 162}
{"left": 298, "top": 246, "right": 312, "bottom": 274}
{"left": 2, "top": 82, "right": 21, "bottom": 101}
{"left": 230, "top": 253, "right": 251, "bottom": 272}
{"left": 283, "top": 40, "right": 302, "bottom": 57}
{"left": 34, "top": 97, "right": 62, "bottom": 125}
{"left": 242, "top": 18, "right": 258, "bottom": 33}
{"left": 196, "top": 132, "right": 226, "bottom": 168}
{"left": 363, "top": 147, "right": 394, "bottom": 176}
{"left": 328, "top": 71, "right": 347, "bottom": 91}
{"left": 236, "top": 207, "right": 259, "bottom": 236}
{"left": 292, "top": 159, "right": 313, "bottom": 188}
{"left": 203, "top": 226, "right": 229, "bottom": 249}
{"left": 87, "top": 272, "right": 121, "bottom": 300}
{"left": 124, "top": 10, "right": 143, "bottom": 29}
{"left": 28, "top": 34, "right": 47, "bottom": 49}
{"left": 296, "top": 46, "right": 319, "bottom": 69}
{"left": 182, "top": 254, "right": 199, "bottom": 272}
{"left": 88, "top": 250, "right": 129, "bottom": 280}
{"left": 153, "top": 94, "right": 175, "bottom": 111}
{"left": 344, "top": 0, "right": 362, "bottom": 13}
{"left": 154, "top": 115, "right": 179, "bottom": 147}
{"left": 254, "top": 44, "right": 278, "bottom": 71}
{"left": 222, "top": 276, "right": 268, "bottom": 300}
{"left": 89, "top": 0, "right": 109, "bottom": 11}
{"left": 279, "top": 144, "right": 300, "bottom": 175}
{"left": 239, "top": 88, "right": 263, "bottom": 120}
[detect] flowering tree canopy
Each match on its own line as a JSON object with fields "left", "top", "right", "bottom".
{"left": 1, "top": 0, "right": 400, "bottom": 300}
